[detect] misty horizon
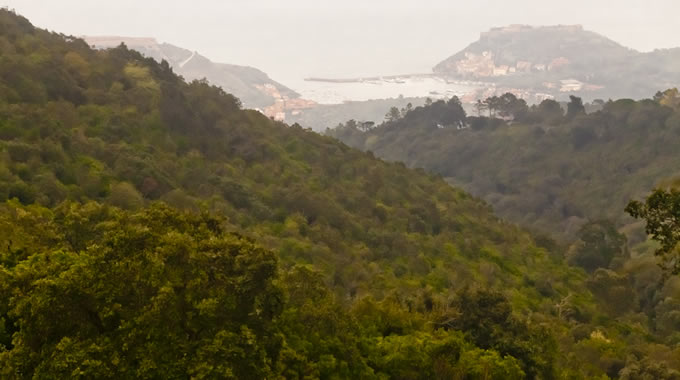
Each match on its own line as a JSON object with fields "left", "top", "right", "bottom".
{"left": 3, "top": 0, "right": 679, "bottom": 83}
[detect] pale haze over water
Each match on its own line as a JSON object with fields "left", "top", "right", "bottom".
{"left": 5, "top": 0, "right": 679, "bottom": 85}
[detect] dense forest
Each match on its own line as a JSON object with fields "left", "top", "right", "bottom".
{"left": 330, "top": 92, "right": 680, "bottom": 240}
{"left": 1, "top": 9, "right": 679, "bottom": 379}
{"left": 329, "top": 94, "right": 680, "bottom": 377}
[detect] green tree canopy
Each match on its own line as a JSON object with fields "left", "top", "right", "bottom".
{"left": 566, "top": 95, "right": 586, "bottom": 119}
{"left": 626, "top": 188, "right": 680, "bottom": 274}
{"left": 1, "top": 202, "right": 283, "bottom": 379}
{"left": 567, "top": 220, "right": 628, "bottom": 273}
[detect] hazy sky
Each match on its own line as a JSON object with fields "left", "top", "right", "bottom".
{"left": 4, "top": 0, "right": 679, "bottom": 83}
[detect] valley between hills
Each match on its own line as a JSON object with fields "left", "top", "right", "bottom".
{"left": 1, "top": 8, "right": 680, "bottom": 379}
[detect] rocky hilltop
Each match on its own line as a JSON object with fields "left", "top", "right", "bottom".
{"left": 83, "top": 36, "right": 313, "bottom": 113}
{"left": 434, "top": 25, "right": 680, "bottom": 100}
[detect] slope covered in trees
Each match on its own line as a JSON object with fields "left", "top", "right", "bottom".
{"left": 330, "top": 93, "right": 680, "bottom": 377}
{"left": 330, "top": 93, "right": 680, "bottom": 240}
{"left": 1, "top": 10, "right": 679, "bottom": 378}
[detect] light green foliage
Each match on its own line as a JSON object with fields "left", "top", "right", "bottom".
{"left": 1, "top": 202, "right": 283, "bottom": 379}
{"left": 1, "top": 9, "right": 679, "bottom": 378}
{"left": 371, "top": 331, "right": 525, "bottom": 380}
{"left": 655, "top": 88, "right": 680, "bottom": 109}
{"left": 0, "top": 202, "right": 565, "bottom": 379}
{"left": 123, "top": 64, "right": 159, "bottom": 91}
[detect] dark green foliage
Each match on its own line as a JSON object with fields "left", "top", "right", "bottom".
{"left": 385, "top": 106, "right": 402, "bottom": 122}
{"left": 567, "top": 220, "right": 628, "bottom": 273}
{"left": 467, "top": 115, "right": 505, "bottom": 130}
{"left": 331, "top": 91, "right": 680, "bottom": 241}
{"left": 627, "top": 188, "right": 680, "bottom": 274}
{"left": 290, "top": 97, "right": 426, "bottom": 131}
{"left": 484, "top": 93, "right": 530, "bottom": 121}
{"left": 442, "top": 288, "right": 557, "bottom": 380}
{"left": 586, "top": 268, "right": 636, "bottom": 316}
{"left": 527, "top": 99, "right": 564, "bottom": 125}
{"left": 619, "top": 356, "right": 680, "bottom": 380}
{"left": 567, "top": 95, "right": 586, "bottom": 119}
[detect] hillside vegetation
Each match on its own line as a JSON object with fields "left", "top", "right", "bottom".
{"left": 330, "top": 92, "right": 680, "bottom": 239}
{"left": 330, "top": 94, "right": 680, "bottom": 377}
{"left": 1, "top": 10, "right": 679, "bottom": 379}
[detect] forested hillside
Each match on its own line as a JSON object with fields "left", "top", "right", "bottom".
{"left": 330, "top": 94, "right": 680, "bottom": 378}
{"left": 330, "top": 93, "right": 680, "bottom": 240}
{"left": 1, "top": 10, "right": 679, "bottom": 379}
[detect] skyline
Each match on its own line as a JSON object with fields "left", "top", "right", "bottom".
{"left": 3, "top": 1, "right": 679, "bottom": 83}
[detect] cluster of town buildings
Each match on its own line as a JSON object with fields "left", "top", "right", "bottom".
{"left": 256, "top": 84, "right": 317, "bottom": 121}
{"left": 450, "top": 51, "right": 572, "bottom": 78}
